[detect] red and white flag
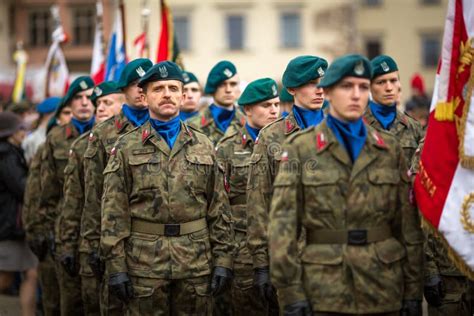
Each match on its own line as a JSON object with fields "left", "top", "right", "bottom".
{"left": 44, "top": 25, "right": 69, "bottom": 97}
{"left": 91, "top": 1, "right": 105, "bottom": 84}
{"left": 133, "top": 32, "right": 146, "bottom": 58}
{"left": 414, "top": 0, "right": 474, "bottom": 278}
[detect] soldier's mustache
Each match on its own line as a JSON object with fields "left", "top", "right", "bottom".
{"left": 159, "top": 101, "right": 176, "bottom": 106}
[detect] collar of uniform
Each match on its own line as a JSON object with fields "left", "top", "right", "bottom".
{"left": 363, "top": 105, "right": 379, "bottom": 126}
{"left": 115, "top": 110, "right": 132, "bottom": 133}
{"left": 395, "top": 109, "right": 409, "bottom": 127}
{"left": 284, "top": 111, "right": 300, "bottom": 135}
{"left": 142, "top": 119, "right": 193, "bottom": 144}
{"left": 64, "top": 121, "right": 79, "bottom": 139}
{"left": 240, "top": 125, "right": 254, "bottom": 149}
{"left": 200, "top": 107, "right": 215, "bottom": 128}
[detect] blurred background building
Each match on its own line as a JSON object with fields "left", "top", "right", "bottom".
{"left": 0, "top": 0, "right": 447, "bottom": 103}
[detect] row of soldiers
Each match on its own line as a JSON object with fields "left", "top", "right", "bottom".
{"left": 21, "top": 53, "right": 472, "bottom": 315}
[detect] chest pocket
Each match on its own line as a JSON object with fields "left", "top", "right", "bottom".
{"left": 129, "top": 152, "right": 161, "bottom": 191}
{"left": 368, "top": 169, "right": 400, "bottom": 212}
{"left": 53, "top": 149, "right": 69, "bottom": 181}
{"left": 184, "top": 152, "right": 214, "bottom": 193}
{"left": 302, "top": 169, "right": 340, "bottom": 214}
{"left": 400, "top": 137, "right": 418, "bottom": 163}
{"left": 229, "top": 156, "right": 251, "bottom": 195}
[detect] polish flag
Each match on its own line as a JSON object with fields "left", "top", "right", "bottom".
{"left": 104, "top": 1, "right": 127, "bottom": 81}
{"left": 414, "top": 0, "right": 474, "bottom": 278}
{"left": 91, "top": 1, "right": 105, "bottom": 84}
{"left": 133, "top": 32, "right": 146, "bottom": 58}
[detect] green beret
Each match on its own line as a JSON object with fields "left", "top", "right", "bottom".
{"left": 319, "top": 54, "right": 372, "bottom": 88}
{"left": 280, "top": 87, "right": 294, "bottom": 103}
{"left": 204, "top": 60, "right": 237, "bottom": 94}
{"left": 138, "top": 61, "right": 184, "bottom": 88}
{"left": 90, "top": 81, "right": 122, "bottom": 105}
{"left": 238, "top": 78, "right": 279, "bottom": 108}
{"left": 182, "top": 71, "right": 199, "bottom": 85}
{"left": 117, "top": 58, "right": 153, "bottom": 89}
{"left": 282, "top": 55, "right": 328, "bottom": 88}
{"left": 371, "top": 55, "right": 398, "bottom": 79}
{"left": 62, "top": 76, "right": 94, "bottom": 107}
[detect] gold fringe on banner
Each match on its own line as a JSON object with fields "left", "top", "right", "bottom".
{"left": 458, "top": 43, "right": 474, "bottom": 169}
{"left": 421, "top": 217, "right": 474, "bottom": 281}
{"left": 434, "top": 100, "right": 455, "bottom": 121}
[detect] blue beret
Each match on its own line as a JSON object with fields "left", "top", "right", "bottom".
{"left": 204, "top": 61, "right": 237, "bottom": 94}
{"left": 238, "top": 78, "right": 279, "bottom": 107}
{"left": 282, "top": 56, "right": 328, "bottom": 88}
{"left": 90, "top": 81, "right": 122, "bottom": 105}
{"left": 182, "top": 71, "right": 199, "bottom": 85}
{"left": 36, "top": 97, "right": 61, "bottom": 114}
{"left": 138, "top": 61, "right": 184, "bottom": 88}
{"left": 319, "top": 54, "right": 372, "bottom": 88}
{"left": 371, "top": 55, "right": 399, "bottom": 79}
{"left": 117, "top": 58, "right": 153, "bottom": 89}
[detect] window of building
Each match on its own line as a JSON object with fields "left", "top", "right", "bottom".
{"left": 29, "top": 10, "right": 51, "bottom": 47}
{"left": 363, "top": 0, "right": 383, "bottom": 7}
{"left": 280, "top": 12, "right": 301, "bottom": 48}
{"left": 72, "top": 7, "right": 95, "bottom": 45}
{"left": 226, "top": 14, "right": 244, "bottom": 50}
{"left": 421, "top": 34, "right": 440, "bottom": 67}
{"left": 365, "top": 38, "right": 382, "bottom": 59}
{"left": 421, "top": 0, "right": 441, "bottom": 5}
{"left": 174, "top": 15, "right": 190, "bottom": 51}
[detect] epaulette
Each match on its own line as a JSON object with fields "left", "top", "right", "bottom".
{"left": 285, "top": 126, "right": 313, "bottom": 144}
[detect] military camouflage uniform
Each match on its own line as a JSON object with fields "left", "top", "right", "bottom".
{"left": 100, "top": 121, "right": 235, "bottom": 315}
{"left": 411, "top": 139, "right": 474, "bottom": 316}
{"left": 269, "top": 121, "right": 424, "bottom": 313}
{"left": 82, "top": 111, "right": 135, "bottom": 315}
{"left": 58, "top": 132, "right": 100, "bottom": 315}
{"left": 39, "top": 121, "right": 83, "bottom": 315}
{"left": 364, "top": 107, "right": 424, "bottom": 164}
{"left": 23, "top": 144, "right": 60, "bottom": 316}
{"left": 246, "top": 111, "right": 302, "bottom": 269}
{"left": 187, "top": 105, "right": 246, "bottom": 145}
{"left": 216, "top": 127, "right": 267, "bottom": 316}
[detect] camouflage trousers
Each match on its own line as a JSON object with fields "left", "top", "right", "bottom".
{"left": 38, "top": 252, "right": 60, "bottom": 316}
{"left": 54, "top": 259, "right": 83, "bottom": 315}
{"left": 79, "top": 253, "right": 100, "bottom": 315}
{"left": 230, "top": 263, "right": 277, "bottom": 316}
{"left": 127, "top": 275, "right": 212, "bottom": 315}
{"left": 101, "top": 272, "right": 126, "bottom": 316}
{"left": 428, "top": 276, "right": 474, "bottom": 316}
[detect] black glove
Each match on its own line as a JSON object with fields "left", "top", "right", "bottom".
{"left": 283, "top": 300, "right": 312, "bottom": 316}
{"left": 28, "top": 236, "right": 48, "bottom": 261}
{"left": 88, "top": 252, "right": 105, "bottom": 281}
{"left": 109, "top": 272, "right": 134, "bottom": 304}
{"left": 400, "top": 300, "right": 422, "bottom": 316}
{"left": 424, "top": 275, "right": 445, "bottom": 307}
{"left": 210, "top": 267, "right": 233, "bottom": 297}
{"left": 254, "top": 267, "right": 278, "bottom": 306}
{"left": 61, "top": 254, "right": 79, "bottom": 277}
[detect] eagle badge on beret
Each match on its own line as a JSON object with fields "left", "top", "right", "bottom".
{"left": 272, "top": 84, "right": 277, "bottom": 96}
{"left": 317, "top": 67, "right": 325, "bottom": 77}
{"left": 159, "top": 66, "right": 168, "bottom": 78}
{"left": 381, "top": 61, "right": 390, "bottom": 72}
{"left": 223, "top": 68, "right": 233, "bottom": 78}
{"left": 136, "top": 66, "right": 146, "bottom": 77}
{"left": 94, "top": 87, "right": 102, "bottom": 96}
{"left": 354, "top": 61, "right": 365, "bottom": 76}
{"left": 80, "top": 80, "right": 88, "bottom": 89}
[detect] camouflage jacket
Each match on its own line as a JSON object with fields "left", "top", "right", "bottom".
{"left": 364, "top": 106, "right": 424, "bottom": 164}
{"left": 216, "top": 125, "right": 256, "bottom": 266}
{"left": 187, "top": 105, "right": 246, "bottom": 145}
{"left": 58, "top": 132, "right": 89, "bottom": 258}
{"left": 100, "top": 120, "right": 235, "bottom": 279}
{"left": 22, "top": 144, "right": 45, "bottom": 239}
{"left": 269, "top": 120, "right": 424, "bottom": 313}
{"left": 246, "top": 110, "right": 302, "bottom": 268}
{"left": 410, "top": 138, "right": 463, "bottom": 278}
{"left": 81, "top": 111, "right": 136, "bottom": 254}
{"left": 39, "top": 122, "right": 80, "bottom": 242}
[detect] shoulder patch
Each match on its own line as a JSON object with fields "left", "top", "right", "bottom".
{"left": 286, "top": 119, "right": 295, "bottom": 133}
{"left": 201, "top": 115, "right": 207, "bottom": 127}
{"left": 142, "top": 128, "right": 150, "bottom": 143}
{"left": 372, "top": 131, "right": 388, "bottom": 149}
{"left": 316, "top": 132, "right": 328, "bottom": 151}
{"left": 65, "top": 126, "right": 73, "bottom": 138}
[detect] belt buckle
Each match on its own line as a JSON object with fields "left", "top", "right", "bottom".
{"left": 348, "top": 229, "right": 367, "bottom": 245}
{"left": 164, "top": 224, "right": 180, "bottom": 237}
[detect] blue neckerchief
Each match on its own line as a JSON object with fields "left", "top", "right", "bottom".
{"left": 369, "top": 100, "right": 397, "bottom": 130}
{"left": 209, "top": 104, "right": 235, "bottom": 133}
{"left": 292, "top": 105, "right": 324, "bottom": 129}
{"left": 281, "top": 111, "right": 289, "bottom": 118}
{"left": 326, "top": 114, "right": 367, "bottom": 162}
{"left": 149, "top": 116, "right": 181, "bottom": 150}
{"left": 71, "top": 117, "right": 95, "bottom": 135}
{"left": 122, "top": 104, "right": 150, "bottom": 127}
{"left": 245, "top": 123, "right": 260, "bottom": 142}
{"left": 179, "top": 111, "right": 199, "bottom": 121}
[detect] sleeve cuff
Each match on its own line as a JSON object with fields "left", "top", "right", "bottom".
{"left": 105, "top": 256, "right": 128, "bottom": 274}
{"left": 252, "top": 253, "right": 269, "bottom": 269}
{"left": 277, "top": 284, "right": 307, "bottom": 307}
{"left": 214, "top": 256, "right": 233, "bottom": 270}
